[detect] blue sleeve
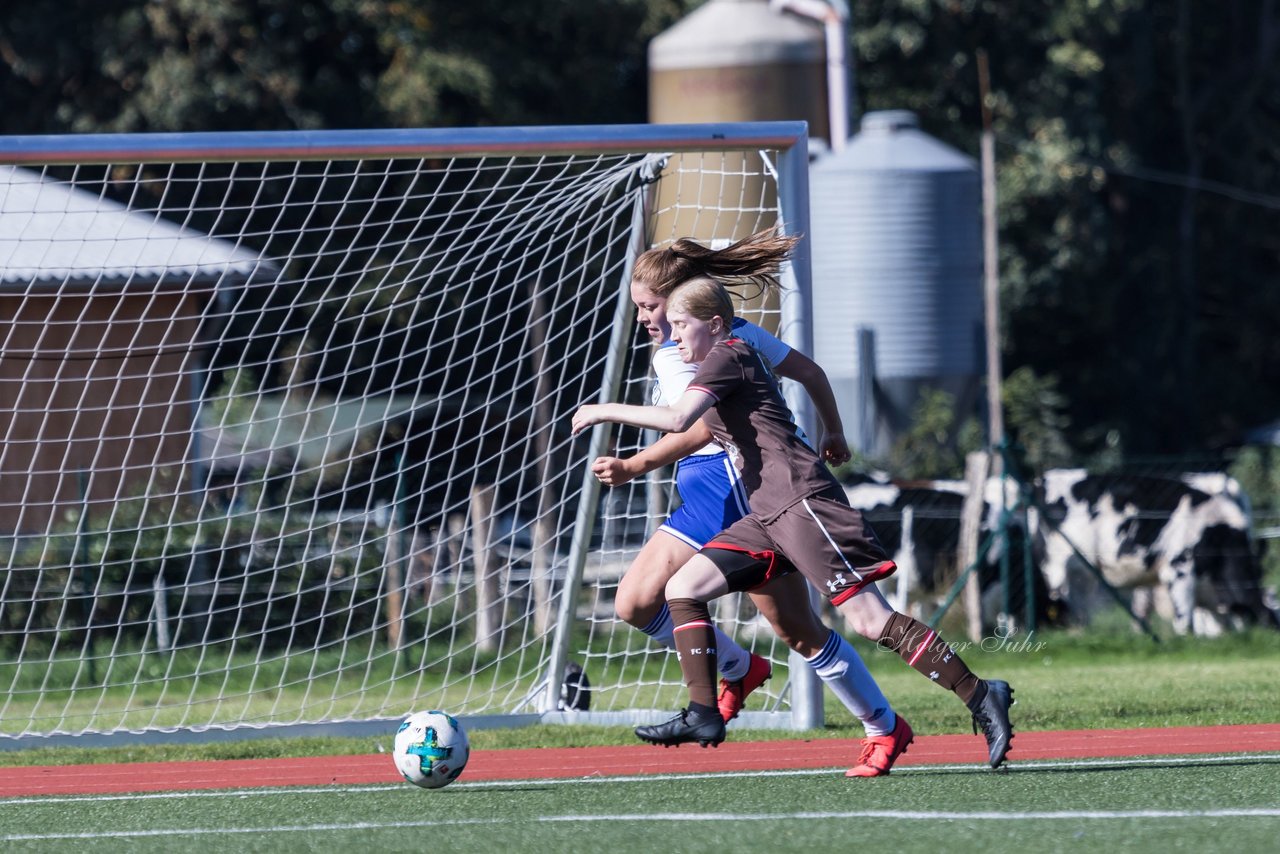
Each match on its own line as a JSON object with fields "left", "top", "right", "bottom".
{"left": 732, "top": 320, "right": 792, "bottom": 368}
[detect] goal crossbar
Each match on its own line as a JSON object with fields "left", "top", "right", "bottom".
{"left": 0, "top": 122, "right": 809, "bottom": 164}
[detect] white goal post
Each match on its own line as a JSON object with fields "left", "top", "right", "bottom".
{"left": 0, "top": 122, "right": 820, "bottom": 746}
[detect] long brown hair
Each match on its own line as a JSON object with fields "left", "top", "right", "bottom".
{"left": 633, "top": 227, "right": 800, "bottom": 299}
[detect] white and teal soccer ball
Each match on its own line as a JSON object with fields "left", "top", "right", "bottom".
{"left": 393, "top": 710, "right": 470, "bottom": 789}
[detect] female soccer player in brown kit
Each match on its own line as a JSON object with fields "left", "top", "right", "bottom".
{"left": 596, "top": 259, "right": 908, "bottom": 777}
{"left": 572, "top": 229, "right": 1015, "bottom": 769}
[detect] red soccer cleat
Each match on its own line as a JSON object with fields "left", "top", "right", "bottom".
{"left": 846, "top": 715, "right": 914, "bottom": 777}
{"left": 717, "top": 652, "right": 772, "bottom": 722}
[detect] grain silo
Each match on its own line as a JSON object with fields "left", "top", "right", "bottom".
{"left": 648, "top": 0, "right": 827, "bottom": 243}
{"left": 809, "top": 110, "right": 984, "bottom": 457}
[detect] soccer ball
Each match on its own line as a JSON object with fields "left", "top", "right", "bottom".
{"left": 393, "top": 710, "right": 470, "bottom": 789}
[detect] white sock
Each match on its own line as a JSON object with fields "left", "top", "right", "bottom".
{"left": 639, "top": 603, "right": 751, "bottom": 681}
{"left": 712, "top": 626, "right": 750, "bottom": 681}
{"left": 807, "top": 629, "right": 896, "bottom": 737}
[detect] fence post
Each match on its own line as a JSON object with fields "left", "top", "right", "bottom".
{"left": 960, "top": 451, "right": 992, "bottom": 642}
{"left": 470, "top": 484, "right": 500, "bottom": 653}
{"left": 382, "top": 503, "right": 404, "bottom": 652}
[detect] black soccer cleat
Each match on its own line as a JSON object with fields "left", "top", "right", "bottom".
{"left": 635, "top": 707, "right": 726, "bottom": 748}
{"left": 971, "top": 679, "right": 1015, "bottom": 769}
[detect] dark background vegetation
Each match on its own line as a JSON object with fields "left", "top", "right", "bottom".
{"left": 4, "top": 0, "right": 1280, "bottom": 466}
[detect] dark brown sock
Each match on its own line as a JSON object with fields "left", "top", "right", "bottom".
{"left": 668, "top": 597, "right": 718, "bottom": 708}
{"left": 878, "top": 612, "right": 982, "bottom": 705}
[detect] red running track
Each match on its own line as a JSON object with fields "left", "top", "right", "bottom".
{"left": 4, "top": 723, "right": 1278, "bottom": 798}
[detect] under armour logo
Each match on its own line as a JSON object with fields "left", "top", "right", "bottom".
{"left": 929, "top": 671, "right": 940, "bottom": 681}
{"left": 826, "top": 572, "right": 847, "bottom": 593}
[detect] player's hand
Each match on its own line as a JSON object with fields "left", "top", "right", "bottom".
{"left": 819, "top": 431, "right": 851, "bottom": 466}
{"left": 591, "top": 456, "right": 638, "bottom": 487}
{"left": 571, "top": 405, "right": 603, "bottom": 437}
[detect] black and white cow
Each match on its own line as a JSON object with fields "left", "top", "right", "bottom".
{"left": 1036, "top": 470, "right": 1277, "bottom": 635}
{"left": 843, "top": 476, "right": 1051, "bottom": 628}
{"left": 843, "top": 478, "right": 966, "bottom": 600}
{"left": 845, "top": 470, "right": 1276, "bottom": 635}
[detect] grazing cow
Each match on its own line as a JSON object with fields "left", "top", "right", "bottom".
{"left": 843, "top": 476, "right": 1050, "bottom": 628}
{"left": 1187, "top": 522, "right": 1276, "bottom": 632}
{"left": 1036, "top": 471, "right": 1276, "bottom": 635}
{"left": 844, "top": 478, "right": 966, "bottom": 599}
{"left": 844, "top": 470, "right": 1276, "bottom": 635}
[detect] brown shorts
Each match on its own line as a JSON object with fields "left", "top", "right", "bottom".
{"left": 701, "top": 491, "right": 896, "bottom": 605}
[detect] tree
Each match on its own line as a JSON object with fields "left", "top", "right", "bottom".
{"left": 853, "top": 0, "right": 1280, "bottom": 456}
{"left": 0, "top": 1, "right": 699, "bottom": 134}
{"left": 7, "top": 0, "right": 1280, "bottom": 459}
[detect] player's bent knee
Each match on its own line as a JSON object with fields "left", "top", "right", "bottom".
{"left": 837, "top": 601, "right": 892, "bottom": 639}
{"left": 613, "top": 581, "right": 663, "bottom": 627}
{"left": 613, "top": 599, "right": 640, "bottom": 627}
{"left": 833, "top": 584, "right": 895, "bottom": 639}
{"left": 664, "top": 554, "right": 729, "bottom": 602}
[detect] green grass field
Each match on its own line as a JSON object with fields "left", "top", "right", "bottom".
{"left": 0, "top": 754, "right": 1276, "bottom": 853}
{"left": 0, "top": 628, "right": 1276, "bottom": 852}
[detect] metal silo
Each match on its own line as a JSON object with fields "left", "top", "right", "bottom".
{"left": 649, "top": 0, "right": 828, "bottom": 136}
{"left": 809, "top": 110, "right": 983, "bottom": 457}
{"left": 648, "top": 0, "right": 827, "bottom": 329}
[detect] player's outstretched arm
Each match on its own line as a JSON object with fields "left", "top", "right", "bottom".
{"left": 773, "top": 350, "right": 851, "bottom": 465}
{"left": 571, "top": 389, "right": 714, "bottom": 437}
{"left": 592, "top": 421, "right": 714, "bottom": 487}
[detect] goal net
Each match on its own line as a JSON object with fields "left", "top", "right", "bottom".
{"left": 0, "top": 123, "right": 817, "bottom": 744}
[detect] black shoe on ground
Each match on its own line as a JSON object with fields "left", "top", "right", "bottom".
{"left": 970, "top": 679, "right": 1015, "bottom": 769}
{"left": 635, "top": 707, "right": 726, "bottom": 748}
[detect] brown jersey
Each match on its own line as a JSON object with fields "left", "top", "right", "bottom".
{"left": 687, "top": 337, "right": 841, "bottom": 522}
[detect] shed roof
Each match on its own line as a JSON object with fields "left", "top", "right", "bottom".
{"left": 0, "top": 165, "right": 268, "bottom": 289}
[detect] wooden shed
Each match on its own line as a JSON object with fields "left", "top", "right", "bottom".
{"left": 0, "top": 166, "right": 269, "bottom": 535}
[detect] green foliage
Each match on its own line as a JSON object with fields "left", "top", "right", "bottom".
{"left": 1228, "top": 445, "right": 1280, "bottom": 587}
{"left": 4, "top": 0, "right": 1280, "bottom": 456}
{"left": 1001, "top": 365, "right": 1073, "bottom": 471}
{"left": 879, "top": 387, "right": 983, "bottom": 479}
{"left": 854, "top": 0, "right": 1280, "bottom": 456}
{"left": 0, "top": 0, "right": 702, "bottom": 133}
{"left": 1229, "top": 446, "right": 1280, "bottom": 513}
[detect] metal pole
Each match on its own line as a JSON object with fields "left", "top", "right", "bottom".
{"left": 541, "top": 167, "right": 658, "bottom": 714}
{"left": 0, "top": 122, "right": 810, "bottom": 165}
{"left": 856, "top": 327, "right": 877, "bottom": 455}
{"left": 978, "top": 50, "right": 1005, "bottom": 466}
{"left": 770, "top": 0, "right": 851, "bottom": 151}
{"left": 773, "top": 132, "right": 824, "bottom": 731}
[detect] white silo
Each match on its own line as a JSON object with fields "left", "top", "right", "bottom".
{"left": 648, "top": 0, "right": 828, "bottom": 243}
{"left": 809, "top": 110, "right": 984, "bottom": 457}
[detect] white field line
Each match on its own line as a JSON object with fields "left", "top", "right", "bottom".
{"left": 3, "top": 807, "right": 1280, "bottom": 842}
{"left": 5, "top": 750, "right": 1278, "bottom": 807}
